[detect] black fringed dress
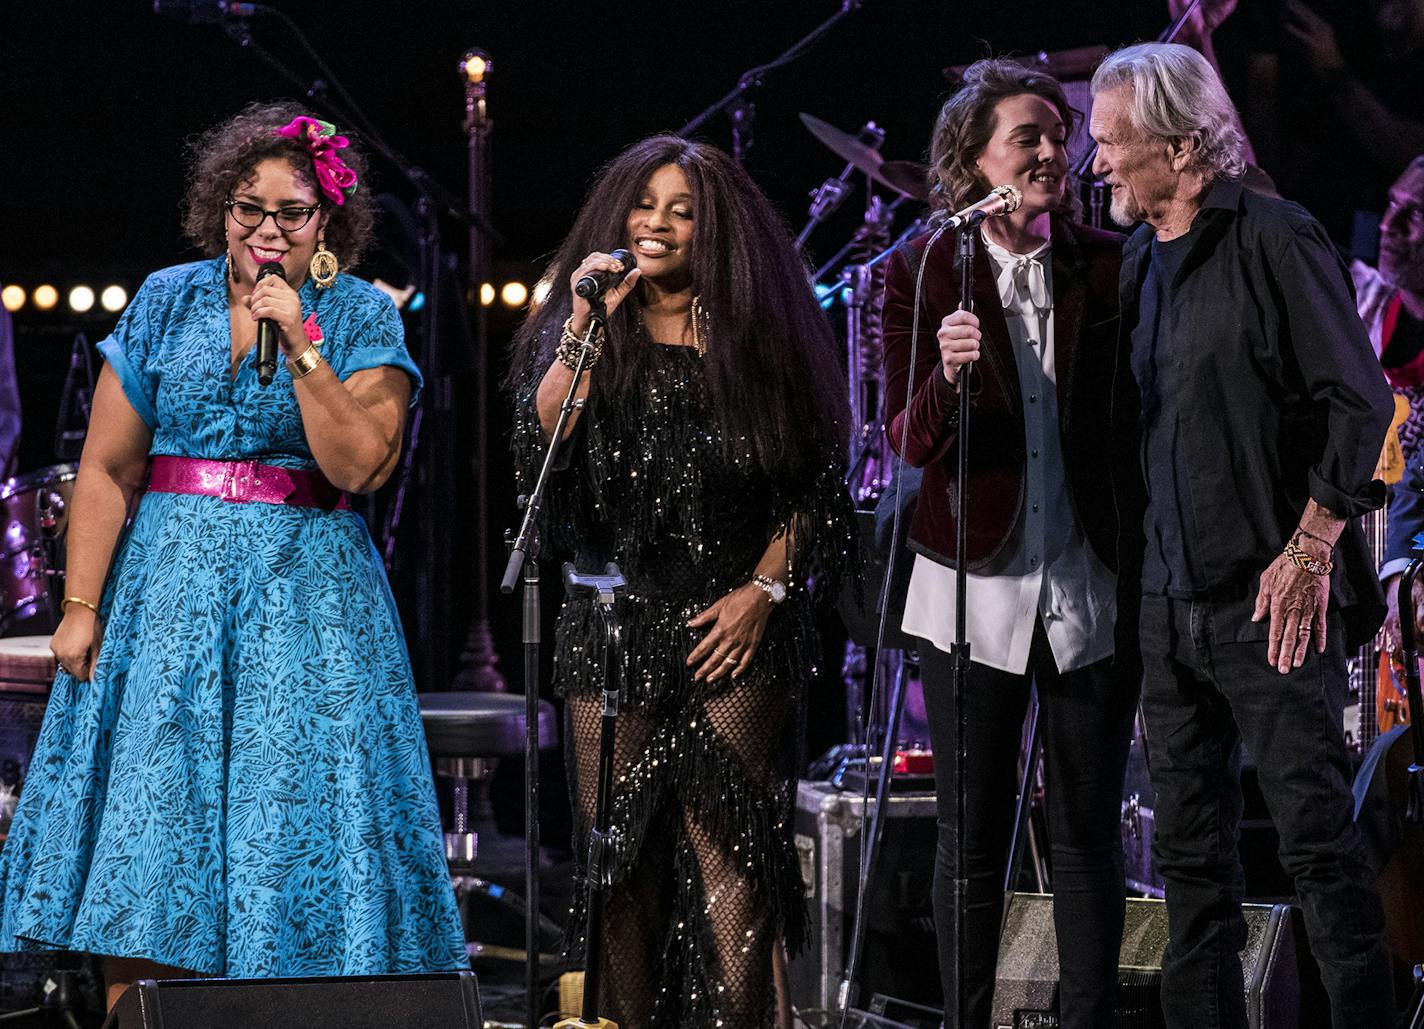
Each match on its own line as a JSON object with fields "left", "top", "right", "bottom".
{"left": 513, "top": 341, "right": 854, "bottom": 1028}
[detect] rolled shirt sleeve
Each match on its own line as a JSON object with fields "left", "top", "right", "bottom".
{"left": 96, "top": 274, "right": 162, "bottom": 429}
{"left": 1275, "top": 221, "right": 1392, "bottom": 519}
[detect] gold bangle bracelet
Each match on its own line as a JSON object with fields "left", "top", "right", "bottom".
{"left": 61, "top": 596, "right": 100, "bottom": 616}
{"left": 289, "top": 343, "right": 324, "bottom": 379}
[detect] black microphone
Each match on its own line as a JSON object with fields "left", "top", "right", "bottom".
{"left": 255, "top": 261, "right": 284, "bottom": 387}
{"left": 152, "top": 0, "right": 260, "bottom": 23}
{"left": 574, "top": 248, "right": 637, "bottom": 300}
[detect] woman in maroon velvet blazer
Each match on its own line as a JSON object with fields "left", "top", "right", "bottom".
{"left": 879, "top": 58, "right": 1137, "bottom": 1029}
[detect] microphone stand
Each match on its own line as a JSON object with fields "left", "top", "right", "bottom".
{"left": 949, "top": 217, "right": 981, "bottom": 1029}
{"left": 677, "top": 0, "right": 863, "bottom": 163}
{"left": 552, "top": 562, "right": 627, "bottom": 1029}
{"left": 502, "top": 302, "right": 606, "bottom": 1023}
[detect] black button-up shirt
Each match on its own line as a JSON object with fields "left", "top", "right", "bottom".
{"left": 1115, "top": 177, "right": 1392, "bottom": 644}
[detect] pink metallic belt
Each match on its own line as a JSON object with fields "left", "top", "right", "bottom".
{"left": 146, "top": 456, "right": 349, "bottom": 511}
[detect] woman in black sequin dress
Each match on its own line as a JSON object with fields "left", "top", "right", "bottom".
{"left": 508, "top": 135, "right": 855, "bottom": 1028}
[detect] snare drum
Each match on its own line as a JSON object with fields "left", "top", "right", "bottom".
{"left": 0, "top": 636, "right": 57, "bottom": 695}
{"left": 0, "top": 464, "right": 76, "bottom": 636}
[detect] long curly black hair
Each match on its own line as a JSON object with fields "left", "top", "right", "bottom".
{"left": 508, "top": 134, "right": 849, "bottom": 481}
{"left": 182, "top": 100, "right": 375, "bottom": 269}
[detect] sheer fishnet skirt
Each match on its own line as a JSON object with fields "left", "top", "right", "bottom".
{"left": 566, "top": 665, "right": 801, "bottom": 1029}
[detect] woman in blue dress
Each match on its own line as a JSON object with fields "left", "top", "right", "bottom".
{"left": 0, "top": 101, "right": 465, "bottom": 1008}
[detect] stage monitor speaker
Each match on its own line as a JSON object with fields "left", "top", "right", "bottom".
{"left": 992, "top": 894, "right": 1313, "bottom": 1029}
{"left": 107, "top": 970, "right": 482, "bottom": 1029}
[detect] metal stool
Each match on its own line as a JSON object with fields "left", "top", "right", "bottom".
{"left": 418, "top": 691, "right": 556, "bottom": 867}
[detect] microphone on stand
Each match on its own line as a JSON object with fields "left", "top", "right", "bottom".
{"left": 574, "top": 249, "right": 637, "bottom": 300}
{"left": 937, "top": 184, "right": 1024, "bottom": 233}
{"left": 254, "top": 262, "right": 284, "bottom": 387}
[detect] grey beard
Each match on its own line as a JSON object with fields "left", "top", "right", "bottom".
{"left": 1109, "top": 190, "right": 1143, "bottom": 228}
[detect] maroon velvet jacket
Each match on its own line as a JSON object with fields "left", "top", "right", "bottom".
{"left": 881, "top": 216, "right": 1127, "bottom": 573}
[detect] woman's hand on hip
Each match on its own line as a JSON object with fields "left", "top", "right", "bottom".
{"left": 686, "top": 584, "right": 774, "bottom": 683}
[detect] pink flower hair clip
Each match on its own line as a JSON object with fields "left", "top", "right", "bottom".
{"left": 275, "top": 115, "right": 357, "bottom": 207}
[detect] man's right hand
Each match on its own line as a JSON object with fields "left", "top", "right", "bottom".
{"left": 938, "top": 309, "right": 981, "bottom": 387}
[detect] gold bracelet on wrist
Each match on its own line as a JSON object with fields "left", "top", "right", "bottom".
{"left": 1284, "top": 538, "right": 1333, "bottom": 577}
{"left": 556, "top": 314, "right": 604, "bottom": 372}
{"left": 61, "top": 596, "right": 100, "bottom": 617}
{"left": 289, "top": 342, "right": 324, "bottom": 379}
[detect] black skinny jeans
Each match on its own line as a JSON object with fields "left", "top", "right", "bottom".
{"left": 1139, "top": 596, "right": 1393, "bottom": 1029}
{"left": 919, "top": 620, "right": 1137, "bottom": 1029}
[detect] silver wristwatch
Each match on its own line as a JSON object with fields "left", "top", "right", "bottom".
{"left": 750, "top": 573, "right": 787, "bottom": 605}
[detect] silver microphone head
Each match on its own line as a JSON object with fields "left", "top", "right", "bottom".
{"left": 991, "top": 184, "right": 1023, "bottom": 214}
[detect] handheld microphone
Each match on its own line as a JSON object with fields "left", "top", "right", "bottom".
{"left": 574, "top": 249, "right": 637, "bottom": 300}
{"left": 938, "top": 185, "right": 1023, "bottom": 232}
{"left": 152, "top": 0, "right": 260, "bottom": 23}
{"left": 255, "top": 262, "right": 284, "bottom": 387}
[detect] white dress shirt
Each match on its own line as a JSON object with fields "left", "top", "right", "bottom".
{"left": 900, "top": 234, "right": 1118, "bottom": 675}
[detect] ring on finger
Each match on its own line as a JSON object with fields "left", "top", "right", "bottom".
{"left": 722, "top": 655, "right": 738, "bottom": 664}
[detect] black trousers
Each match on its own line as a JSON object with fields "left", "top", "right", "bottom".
{"left": 919, "top": 620, "right": 1137, "bottom": 1029}
{"left": 1138, "top": 595, "right": 1394, "bottom": 1029}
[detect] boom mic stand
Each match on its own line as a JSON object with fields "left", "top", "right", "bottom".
{"left": 677, "top": 0, "right": 863, "bottom": 164}
{"left": 553, "top": 563, "right": 628, "bottom": 1029}
{"left": 502, "top": 303, "right": 606, "bottom": 1025}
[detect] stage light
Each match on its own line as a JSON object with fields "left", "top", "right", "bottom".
{"left": 68, "top": 286, "right": 95, "bottom": 313}
{"left": 33, "top": 285, "right": 58, "bottom": 311}
{"left": 480, "top": 282, "right": 495, "bottom": 306}
{"left": 461, "top": 50, "right": 490, "bottom": 84}
{"left": 100, "top": 285, "right": 128, "bottom": 313}
{"left": 500, "top": 281, "right": 528, "bottom": 308}
{"left": 1, "top": 286, "right": 24, "bottom": 312}
{"left": 531, "top": 276, "right": 553, "bottom": 307}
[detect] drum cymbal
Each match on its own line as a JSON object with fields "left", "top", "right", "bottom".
{"left": 799, "top": 113, "right": 931, "bottom": 201}
{"left": 879, "top": 160, "right": 931, "bottom": 202}
{"left": 800, "top": 112, "right": 886, "bottom": 177}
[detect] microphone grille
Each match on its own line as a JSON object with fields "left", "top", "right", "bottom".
{"left": 993, "top": 185, "right": 1024, "bottom": 214}
{"left": 256, "top": 261, "right": 286, "bottom": 281}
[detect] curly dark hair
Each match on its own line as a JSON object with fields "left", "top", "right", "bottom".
{"left": 182, "top": 100, "right": 375, "bottom": 269}
{"left": 507, "top": 134, "right": 848, "bottom": 481}
{"left": 928, "top": 58, "right": 1083, "bottom": 221}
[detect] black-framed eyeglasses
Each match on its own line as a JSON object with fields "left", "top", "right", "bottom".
{"left": 224, "top": 199, "right": 320, "bottom": 232}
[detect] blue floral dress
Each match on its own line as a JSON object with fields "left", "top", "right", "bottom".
{"left": 0, "top": 258, "right": 466, "bottom": 977}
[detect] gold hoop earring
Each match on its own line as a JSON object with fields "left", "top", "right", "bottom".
{"left": 691, "top": 295, "right": 709, "bottom": 358}
{"left": 310, "top": 238, "right": 339, "bottom": 289}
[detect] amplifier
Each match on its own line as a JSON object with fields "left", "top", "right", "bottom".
{"left": 107, "top": 971, "right": 482, "bottom": 1029}
{"left": 992, "top": 893, "right": 1311, "bottom": 1029}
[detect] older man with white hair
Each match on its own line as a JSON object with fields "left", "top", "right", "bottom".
{"left": 1089, "top": 43, "right": 1396, "bottom": 1029}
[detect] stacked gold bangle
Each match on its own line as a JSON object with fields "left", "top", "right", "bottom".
{"left": 289, "top": 342, "right": 324, "bottom": 379}
{"left": 61, "top": 596, "right": 100, "bottom": 616}
{"left": 556, "top": 315, "right": 604, "bottom": 372}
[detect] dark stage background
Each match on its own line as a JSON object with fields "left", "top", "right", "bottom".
{"left": 0, "top": 0, "right": 1177, "bottom": 699}
{"left": 0, "top": 0, "right": 1392, "bottom": 765}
